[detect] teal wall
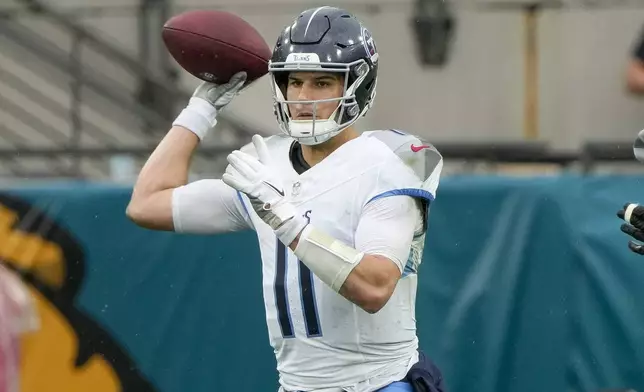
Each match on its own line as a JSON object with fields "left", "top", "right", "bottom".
{"left": 3, "top": 175, "right": 644, "bottom": 392}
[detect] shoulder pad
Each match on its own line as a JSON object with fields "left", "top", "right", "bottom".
{"left": 363, "top": 130, "right": 442, "bottom": 185}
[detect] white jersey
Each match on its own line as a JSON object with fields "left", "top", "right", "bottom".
{"left": 172, "top": 130, "right": 443, "bottom": 392}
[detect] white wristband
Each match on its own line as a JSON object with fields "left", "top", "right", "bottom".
{"left": 294, "top": 224, "right": 364, "bottom": 292}
{"left": 172, "top": 97, "right": 218, "bottom": 140}
{"left": 625, "top": 203, "right": 639, "bottom": 224}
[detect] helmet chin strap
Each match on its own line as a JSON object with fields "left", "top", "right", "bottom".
{"left": 289, "top": 119, "right": 340, "bottom": 145}
{"left": 286, "top": 97, "right": 347, "bottom": 145}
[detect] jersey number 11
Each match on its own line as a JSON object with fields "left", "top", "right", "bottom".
{"left": 275, "top": 239, "right": 322, "bottom": 338}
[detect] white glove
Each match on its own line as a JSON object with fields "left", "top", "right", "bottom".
{"left": 222, "top": 135, "right": 308, "bottom": 246}
{"left": 172, "top": 71, "right": 247, "bottom": 140}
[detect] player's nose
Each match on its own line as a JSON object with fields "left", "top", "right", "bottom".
{"left": 297, "top": 84, "right": 314, "bottom": 101}
{"left": 293, "top": 96, "right": 313, "bottom": 112}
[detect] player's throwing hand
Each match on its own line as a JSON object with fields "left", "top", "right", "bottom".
{"left": 618, "top": 203, "right": 644, "bottom": 254}
{"left": 172, "top": 71, "right": 247, "bottom": 140}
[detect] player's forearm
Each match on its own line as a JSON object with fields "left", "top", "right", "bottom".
{"left": 127, "top": 126, "right": 199, "bottom": 227}
{"left": 134, "top": 126, "right": 199, "bottom": 192}
{"left": 338, "top": 255, "right": 400, "bottom": 313}
{"left": 290, "top": 226, "right": 400, "bottom": 314}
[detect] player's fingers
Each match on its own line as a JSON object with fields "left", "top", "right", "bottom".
{"left": 225, "top": 163, "right": 243, "bottom": 179}
{"left": 225, "top": 163, "right": 264, "bottom": 198}
{"left": 628, "top": 240, "right": 644, "bottom": 255}
{"left": 213, "top": 91, "right": 237, "bottom": 107}
{"left": 228, "top": 71, "right": 247, "bottom": 91}
{"left": 222, "top": 173, "right": 240, "bottom": 189}
{"left": 193, "top": 81, "right": 214, "bottom": 97}
{"left": 222, "top": 173, "right": 251, "bottom": 193}
{"left": 227, "top": 151, "right": 257, "bottom": 177}
{"left": 214, "top": 72, "right": 247, "bottom": 97}
{"left": 210, "top": 72, "right": 247, "bottom": 107}
{"left": 252, "top": 134, "right": 272, "bottom": 164}
{"left": 621, "top": 223, "right": 644, "bottom": 242}
{"left": 231, "top": 150, "right": 264, "bottom": 172}
{"left": 617, "top": 206, "right": 626, "bottom": 220}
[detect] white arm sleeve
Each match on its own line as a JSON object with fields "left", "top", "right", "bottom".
{"left": 171, "top": 179, "right": 254, "bottom": 234}
{"left": 354, "top": 195, "right": 423, "bottom": 273}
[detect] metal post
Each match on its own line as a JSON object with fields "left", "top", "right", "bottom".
{"left": 477, "top": 1, "right": 550, "bottom": 141}
{"left": 137, "top": 0, "right": 176, "bottom": 132}
{"left": 69, "top": 31, "right": 84, "bottom": 178}
{"left": 524, "top": 3, "right": 540, "bottom": 140}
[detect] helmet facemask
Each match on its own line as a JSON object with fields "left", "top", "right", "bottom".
{"left": 269, "top": 58, "right": 374, "bottom": 146}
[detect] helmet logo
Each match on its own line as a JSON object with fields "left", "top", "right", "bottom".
{"left": 284, "top": 52, "right": 321, "bottom": 69}
{"left": 286, "top": 53, "right": 320, "bottom": 63}
{"left": 361, "top": 27, "right": 379, "bottom": 64}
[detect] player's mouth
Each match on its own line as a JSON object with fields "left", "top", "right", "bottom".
{"left": 294, "top": 112, "right": 316, "bottom": 120}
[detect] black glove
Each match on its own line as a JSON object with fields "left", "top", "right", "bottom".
{"left": 617, "top": 203, "right": 644, "bottom": 255}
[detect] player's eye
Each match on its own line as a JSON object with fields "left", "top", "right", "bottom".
{"left": 316, "top": 81, "right": 330, "bottom": 88}
{"left": 289, "top": 79, "right": 302, "bottom": 87}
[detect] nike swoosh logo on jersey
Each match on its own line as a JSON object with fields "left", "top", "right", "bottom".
{"left": 410, "top": 144, "right": 431, "bottom": 153}
{"left": 263, "top": 181, "right": 285, "bottom": 196}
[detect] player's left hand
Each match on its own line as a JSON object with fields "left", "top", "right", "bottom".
{"left": 222, "top": 135, "right": 307, "bottom": 245}
{"left": 617, "top": 202, "right": 644, "bottom": 255}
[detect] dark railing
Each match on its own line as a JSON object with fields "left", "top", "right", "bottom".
{"left": 0, "top": 142, "right": 635, "bottom": 174}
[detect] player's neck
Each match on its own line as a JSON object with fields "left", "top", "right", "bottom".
{"left": 301, "top": 127, "right": 359, "bottom": 167}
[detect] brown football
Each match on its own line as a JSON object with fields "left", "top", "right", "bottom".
{"left": 162, "top": 10, "right": 272, "bottom": 84}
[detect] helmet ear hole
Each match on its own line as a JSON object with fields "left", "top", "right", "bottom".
{"left": 347, "top": 104, "right": 359, "bottom": 117}
{"left": 274, "top": 72, "right": 289, "bottom": 95}
{"left": 364, "top": 78, "right": 375, "bottom": 92}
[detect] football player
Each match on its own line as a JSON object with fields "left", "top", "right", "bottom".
{"left": 127, "top": 7, "right": 445, "bottom": 392}
{"left": 618, "top": 203, "right": 644, "bottom": 255}
{"left": 617, "top": 131, "right": 644, "bottom": 255}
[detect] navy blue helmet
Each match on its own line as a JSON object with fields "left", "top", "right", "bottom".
{"left": 268, "top": 7, "right": 379, "bottom": 145}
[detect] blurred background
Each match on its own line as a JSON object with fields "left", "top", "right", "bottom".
{"left": 3, "top": 0, "right": 644, "bottom": 179}
{"left": 2, "top": 0, "right": 644, "bottom": 391}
